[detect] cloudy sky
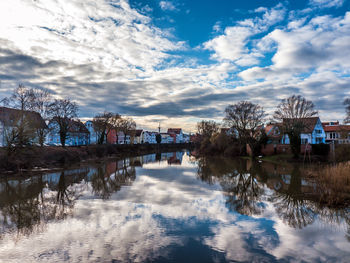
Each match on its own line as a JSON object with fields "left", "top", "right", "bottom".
{"left": 0, "top": 0, "right": 350, "bottom": 131}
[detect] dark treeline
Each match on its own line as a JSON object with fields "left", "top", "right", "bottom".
{"left": 196, "top": 95, "right": 350, "bottom": 159}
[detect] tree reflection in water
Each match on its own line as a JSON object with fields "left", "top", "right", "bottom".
{"left": 196, "top": 156, "right": 350, "bottom": 232}
{"left": 91, "top": 159, "right": 136, "bottom": 199}
{"left": 0, "top": 177, "right": 42, "bottom": 237}
{"left": 197, "top": 157, "right": 265, "bottom": 216}
{"left": 0, "top": 169, "right": 89, "bottom": 238}
{"left": 0, "top": 158, "right": 137, "bottom": 239}
{"left": 270, "top": 166, "right": 316, "bottom": 228}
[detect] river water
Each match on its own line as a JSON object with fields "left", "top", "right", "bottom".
{"left": 0, "top": 151, "right": 349, "bottom": 262}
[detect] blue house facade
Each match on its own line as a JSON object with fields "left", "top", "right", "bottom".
{"left": 85, "top": 120, "right": 99, "bottom": 144}
{"left": 281, "top": 117, "right": 326, "bottom": 144}
{"left": 47, "top": 119, "right": 90, "bottom": 146}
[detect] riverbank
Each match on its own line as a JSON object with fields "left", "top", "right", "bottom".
{"left": 0, "top": 143, "right": 194, "bottom": 174}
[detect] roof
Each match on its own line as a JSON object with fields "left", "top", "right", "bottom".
{"left": 282, "top": 117, "right": 320, "bottom": 133}
{"left": 323, "top": 125, "right": 350, "bottom": 132}
{"left": 167, "top": 128, "right": 182, "bottom": 134}
{"left": 0, "top": 106, "right": 47, "bottom": 129}
{"left": 70, "top": 120, "right": 89, "bottom": 134}
{"left": 135, "top": 129, "right": 143, "bottom": 136}
{"left": 51, "top": 117, "right": 89, "bottom": 134}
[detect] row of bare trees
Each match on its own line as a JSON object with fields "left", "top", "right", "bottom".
{"left": 1, "top": 84, "right": 137, "bottom": 149}
{"left": 1, "top": 84, "right": 78, "bottom": 150}
{"left": 92, "top": 112, "right": 136, "bottom": 144}
{"left": 197, "top": 95, "right": 350, "bottom": 158}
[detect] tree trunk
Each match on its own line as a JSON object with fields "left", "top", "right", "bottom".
{"left": 37, "top": 128, "right": 45, "bottom": 147}
{"left": 289, "top": 133, "right": 301, "bottom": 159}
{"left": 98, "top": 132, "right": 105, "bottom": 145}
{"left": 60, "top": 131, "right": 66, "bottom": 147}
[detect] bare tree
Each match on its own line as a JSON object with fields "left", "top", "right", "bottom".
{"left": 197, "top": 120, "right": 219, "bottom": 140}
{"left": 1, "top": 85, "right": 38, "bottom": 149}
{"left": 273, "top": 95, "right": 318, "bottom": 158}
{"left": 48, "top": 99, "right": 78, "bottom": 147}
{"left": 92, "top": 112, "right": 121, "bottom": 144}
{"left": 224, "top": 101, "right": 267, "bottom": 158}
{"left": 3, "top": 110, "right": 36, "bottom": 154}
{"left": 7, "top": 84, "right": 36, "bottom": 111}
{"left": 344, "top": 98, "right": 350, "bottom": 124}
{"left": 31, "top": 88, "right": 52, "bottom": 146}
{"left": 118, "top": 117, "right": 136, "bottom": 144}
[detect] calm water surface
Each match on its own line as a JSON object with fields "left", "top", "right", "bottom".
{"left": 0, "top": 151, "right": 349, "bottom": 262}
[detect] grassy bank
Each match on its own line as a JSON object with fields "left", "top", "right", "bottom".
{"left": 0, "top": 143, "right": 193, "bottom": 174}
{"left": 306, "top": 162, "right": 350, "bottom": 207}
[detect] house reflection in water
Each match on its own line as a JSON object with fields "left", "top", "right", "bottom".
{"left": 128, "top": 151, "right": 185, "bottom": 167}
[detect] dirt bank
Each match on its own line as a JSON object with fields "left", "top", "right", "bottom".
{"left": 0, "top": 143, "right": 194, "bottom": 174}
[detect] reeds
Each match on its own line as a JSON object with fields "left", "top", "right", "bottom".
{"left": 311, "top": 162, "right": 350, "bottom": 206}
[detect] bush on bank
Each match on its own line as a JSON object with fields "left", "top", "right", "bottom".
{"left": 198, "top": 133, "right": 243, "bottom": 157}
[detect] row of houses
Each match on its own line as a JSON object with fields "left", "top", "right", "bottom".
{"left": 220, "top": 117, "right": 350, "bottom": 145}
{"left": 1, "top": 106, "right": 349, "bottom": 147}
{"left": 86, "top": 123, "right": 190, "bottom": 146}
{"left": 0, "top": 106, "right": 191, "bottom": 147}
{"left": 263, "top": 117, "right": 350, "bottom": 145}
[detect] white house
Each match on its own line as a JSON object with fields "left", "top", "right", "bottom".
{"left": 117, "top": 131, "right": 125, "bottom": 144}
{"left": 142, "top": 131, "right": 157, "bottom": 144}
{"left": 160, "top": 133, "right": 172, "bottom": 144}
{"left": 85, "top": 120, "right": 99, "bottom": 144}
{"left": 182, "top": 133, "right": 190, "bottom": 143}
{"left": 134, "top": 130, "right": 143, "bottom": 144}
{"left": 125, "top": 133, "right": 131, "bottom": 144}
{"left": 115, "top": 131, "right": 131, "bottom": 144}
{"left": 281, "top": 117, "right": 326, "bottom": 144}
{"left": 323, "top": 121, "right": 350, "bottom": 144}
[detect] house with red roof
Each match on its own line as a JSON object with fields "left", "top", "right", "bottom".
{"left": 322, "top": 122, "right": 350, "bottom": 144}
{"left": 265, "top": 123, "right": 283, "bottom": 144}
{"left": 167, "top": 128, "right": 183, "bottom": 143}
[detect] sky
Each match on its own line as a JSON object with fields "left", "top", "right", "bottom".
{"left": 0, "top": 0, "right": 350, "bottom": 132}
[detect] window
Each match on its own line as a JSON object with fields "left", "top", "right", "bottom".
{"left": 330, "top": 132, "right": 339, "bottom": 139}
